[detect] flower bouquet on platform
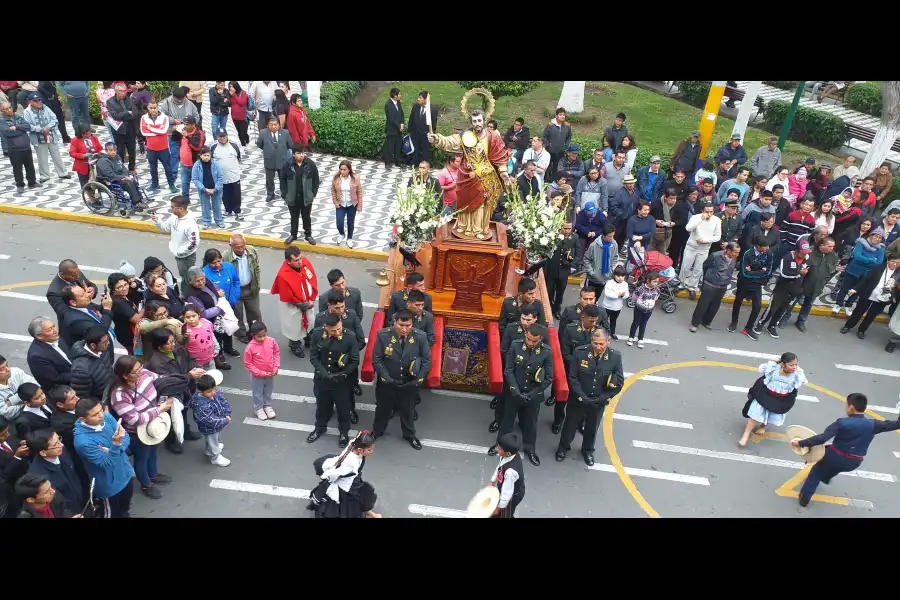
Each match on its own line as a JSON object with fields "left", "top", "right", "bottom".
{"left": 390, "top": 172, "right": 455, "bottom": 262}
{"left": 506, "top": 180, "right": 568, "bottom": 276}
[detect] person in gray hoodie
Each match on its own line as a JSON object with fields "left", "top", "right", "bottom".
{"left": 583, "top": 224, "right": 619, "bottom": 295}
{"left": 58, "top": 81, "right": 90, "bottom": 130}
{"left": 741, "top": 189, "right": 777, "bottom": 230}
{"left": 750, "top": 137, "right": 782, "bottom": 179}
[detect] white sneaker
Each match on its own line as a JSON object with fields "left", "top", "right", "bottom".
{"left": 832, "top": 306, "right": 841, "bottom": 315}
{"left": 210, "top": 454, "right": 231, "bottom": 467}
{"left": 637, "top": 340, "right": 645, "bottom": 349}
{"left": 334, "top": 234, "right": 345, "bottom": 245}
{"left": 347, "top": 239, "right": 355, "bottom": 249}
{"left": 626, "top": 338, "right": 634, "bottom": 346}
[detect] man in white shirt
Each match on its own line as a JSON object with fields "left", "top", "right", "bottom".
{"left": 212, "top": 129, "right": 244, "bottom": 221}
{"left": 679, "top": 201, "right": 723, "bottom": 295}
{"left": 520, "top": 137, "right": 551, "bottom": 189}
{"left": 249, "top": 81, "right": 277, "bottom": 135}
{"left": 0, "top": 355, "right": 37, "bottom": 422}
{"left": 151, "top": 196, "right": 200, "bottom": 285}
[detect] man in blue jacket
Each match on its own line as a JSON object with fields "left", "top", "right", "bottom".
{"left": 714, "top": 133, "right": 748, "bottom": 178}
{"left": 26, "top": 429, "right": 86, "bottom": 516}
{"left": 728, "top": 237, "right": 772, "bottom": 341}
{"left": 636, "top": 156, "right": 667, "bottom": 204}
{"left": 73, "top": 397, "right": 134, "bottom": 518}
{"left": 0, "top": 101, "right": 38, "bottom": 193}
{"left": 793, "top": 393, "right": 900, "bottom": 507}
{"left": 58, "top": 81, "right": 90, "bottom": 130}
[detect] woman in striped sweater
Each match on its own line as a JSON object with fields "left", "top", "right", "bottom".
{"left": 109, "top": 356, "right": 174, "bottom": 499}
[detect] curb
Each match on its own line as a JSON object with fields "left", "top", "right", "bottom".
{"left": 0, "top": 204, "right": 387, "bottom": 262}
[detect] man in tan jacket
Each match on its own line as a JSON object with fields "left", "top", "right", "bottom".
{"left": 179, "top": 81, "right": 205, "bottom": 127}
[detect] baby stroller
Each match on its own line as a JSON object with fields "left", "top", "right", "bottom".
{"left": 624, "top": 245, "right": 679, "bottom": 314}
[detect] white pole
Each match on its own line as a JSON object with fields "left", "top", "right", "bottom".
{"left": 732, "top": 81, "right": 762, "bottom": 140}
{"left": 559, "top": 81, "right": 585, "bottom": 113}
{"left": 307, "top": 81, "right": 322, "bottom": 110}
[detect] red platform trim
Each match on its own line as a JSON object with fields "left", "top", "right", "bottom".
{"left": 361, "top": 311, "right": 386, "bottom": 383}
{"left": 547, "top": 328, "right": 569, "bottom": 402}
{"left": 427, "top": 317, "right": 444, "bottom": 388}
{"left": 486, "top": 322, "right": 503, "bottom": 395}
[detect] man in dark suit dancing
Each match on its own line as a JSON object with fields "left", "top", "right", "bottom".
{"left": 383, "top": 88, "right": 405, "bottom": 169}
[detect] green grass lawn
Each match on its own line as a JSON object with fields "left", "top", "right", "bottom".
{"left": 367, "top": 81, "right": 841, "bottom": 168}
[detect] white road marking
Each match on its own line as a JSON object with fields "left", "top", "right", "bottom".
{"left": 408, "top": 504, "right": 468, "bottom": 518}
{"left": 706, "top": 347, "right": 780, "bottom": 361}
{"left": 835, "top": 364, "right": 900, "bottom": 378}
{"left": 588, "top": 464, "right": 709, "bottom": 486}
{"left": 0, "top": 255, "right": 10, "bottom": 260}
{"left": 632, "top": 440, "right": 896, "bottom": 482}
{"left": 0, "top": 291, "right": 45, "bottom": 302}
{"left": 634, "top": 337, "right": 668, "bottom": 346}
{"left": 870, "top": 405, "right": 899, "bottom": 414}
{"left": 613, "top": 413, "right": 693, "bottom": 429}
{"left": 209, "top": 479, "right": 310, "bottom": 499}
{"left": 217, "top": 386, "right": 376, "bottom": 412}
{"left": 722, "top": 384, "right": 819, "bottom": 403}
{"left": 40, "top": 260, "right": 115, "bottom": 274}
{"left": 257, "top": 289, "right": 376, "bottom": 309}
{"left": 277, "top": 368, "right": 372, "bottom": 385}
{"left": 431, "top": 389, "right": 492, "bottom": 401}
{"left": 624, "top": 372, "right": 680, "bottom": 385}
{"left": 0, "top": 332, "right": 127, "bottom": 355}
{"left": 894, "top": 451, "right": 900, "bottom": 459}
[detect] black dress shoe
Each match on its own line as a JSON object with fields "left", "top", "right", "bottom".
{"left": 350, "top": 410, "right": 359, "bottom": 424}
{"left": 306, "top": 236, "right": 317, "bottom": 245}
{"left": 487, "top": 445, "right": 498, "bottom": 456}
{"left": 490, "top": 397, "right": 498, "bottom": 410}
{"left": 338, "top": 434, "right": 349, "bottom": 448}
{"left": 165, "top": 438, "right": 183, "bottom": 454}
{"left": 352, "top": 384, "right": 363, "bottom": 396}
{"left": 840, "top": 327, "right": 850, "bottom": 334}
{"left": 857, "top": 330, "right": 866, "bottom": 340}
{"left": 526, "top": 452, "right": 540, "bottom": 466}
{"left": 555, "top": 450, "right": 567, "bottom": 462}
{"left": 294, "top": 346, "right": 305, "bottom": 358}
{"left": 371, "top": 432, "right": 383, "bottom": 441}
{"left": 306, "top": 429, "right": 325, "bottom": 444}
{"left": 235, "top": 332, "right": 250, "bottom": 344}
{"left": 583, "top": 453, "right": 595, "bottom": 467}
{"left": 406, "top": 437, "right": 422, "bottom": 450}
{"left": 183, "top": 427, "right": 202, "bottom": 441}
{"left": 886, "top": 342, "right": 896, "bottom": 353}
{"left": 284, "top": 235, "right": 296, "bottom": 245}
{"left": 545, "top": 395, "right": 556, "bottom": 406}
{"left": 798, "top": 496, "right": 810, "bottom": 507}
{"left": 226, "top": 348, "right": 241, "bottom": 357}
{"left": 551, "top": 421, "right": 562, "bottom": 435}
{"left": 488, "top": 420, "right": 499, "bottom": 433}
{"left": 304, "top": 336, "right": 311, "bottom": 348}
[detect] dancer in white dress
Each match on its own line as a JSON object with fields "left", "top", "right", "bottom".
{"left": 738, "top": 352, "right": 807, "bottom": 447}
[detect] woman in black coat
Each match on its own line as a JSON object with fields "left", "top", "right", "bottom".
{"left": 145, "top": 274, "right": 185, "bottom": 320}
{"left": 182, "top": 266, "right": 234, "bottom": 368}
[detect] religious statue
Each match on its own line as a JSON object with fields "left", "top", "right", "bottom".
{"left": 427, "top": 102, "right": 510, "bottom": 241}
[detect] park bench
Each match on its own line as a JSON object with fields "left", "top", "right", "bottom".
{"left": 845, "top": 123, "right": 900, "bottom": 153}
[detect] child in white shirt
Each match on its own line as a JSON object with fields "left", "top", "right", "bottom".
{"left": 601, "top": 266, "right": 629, "bottom": 340}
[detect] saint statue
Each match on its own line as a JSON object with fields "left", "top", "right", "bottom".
{"left": 427, "top": 109, "right": 510, "bottom": 240}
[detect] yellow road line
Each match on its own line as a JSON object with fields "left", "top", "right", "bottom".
{"left": 0, "top": 280, "right": 51, "bottom": 292}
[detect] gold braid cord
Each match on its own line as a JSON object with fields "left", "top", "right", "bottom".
{"left": 461, "top": 88, "right": 496, "bottom": 120}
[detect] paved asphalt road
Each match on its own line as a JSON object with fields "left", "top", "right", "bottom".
{"left": 2, "top": 215, "right": 900, "bottom": 518}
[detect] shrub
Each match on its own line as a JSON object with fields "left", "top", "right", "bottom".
{"left": 308, "top": 109, "right": 386, "bottom": 159}
{"left": 762, "top": 100, "right": 846, "bottom": 151}
{"left": 844, "top": 83, "right": 882, "bottom": 118}
{"left": 456, "top": 81, "right": 542, "bottom": 98}
{"left": 320, "top": 81, "right": 365, "bottom": 110}
{"left": 675, "top": 81, "right": 711, "bottom": 108}
{"left": 541, "top": 106, "right": 597, "bottom": 125}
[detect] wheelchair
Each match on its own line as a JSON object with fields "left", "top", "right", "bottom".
{"left": 81, "top": 157, "right": 153, "bottom": 217}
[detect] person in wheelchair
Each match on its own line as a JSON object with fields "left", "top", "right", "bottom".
{"left": 95, "top": 141, "right": 147, "bottom": 211}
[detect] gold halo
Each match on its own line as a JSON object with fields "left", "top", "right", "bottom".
{"left": 460, "top": 87, "right": 496, "bottom": 121}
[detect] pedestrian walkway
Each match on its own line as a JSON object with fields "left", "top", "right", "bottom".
{"left": 0, "top": 81, "right": 408, "bottom": 252}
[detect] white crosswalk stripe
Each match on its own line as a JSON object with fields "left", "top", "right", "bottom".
{"left": 0, "top": 291, "right": 45, "bottom": 302}
{"left": 632, "top": 440, "right": 896, "bottom": 482}
{"left": 217, "top": 386, "right": 376, "bottom": 412}
{"left": 209, "top": 479, "right": 311, "bottom": 499}
{"left": 407, "top": 504, "right": 468, "bottom": 518}
{"left": 722, "top": 384, "right": 819, "bottom": 403}
{"left": 894, "top": 451, "right": 900, "bottom": 459}
{"left": 633, "top": 338, "right": 668, "bottom": 347}
{"left": 835, "top": 364, "right": 900, "bottom": 378}
{"left": 0, "top": 332, "right": 128, "bottom": 355}
{"left": 587, "top": 464, "right": 709, "bottom": 485}
{"left": 39, "top": 260, "right": 115, "bottom": 274}
{"left": 613, "top": 413, "right": 693, "bottom": 429}
{"left": 624, "top": 372, "right": 680, "bottom": 385}
{"left": 706, "top": 347, "right": 780, "bottom": 361}
{"left": 0, "top": 255, "right": 10, "bottom": 260}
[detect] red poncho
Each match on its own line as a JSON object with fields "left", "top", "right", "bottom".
{"left": 270, "top": 258, "right": 319, "bottom": 329}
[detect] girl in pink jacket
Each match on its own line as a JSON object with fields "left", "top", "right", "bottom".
{"left": 182, "top": 306, "right": 219, "bottom": 370}
{"left": 788, "top": 168, "right": 810, "bottom": 205}
{"left": 243, "top": 321, "right": 280, "bottom": 421}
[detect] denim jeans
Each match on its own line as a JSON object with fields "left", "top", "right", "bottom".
{"left": 781, "top": 294, "right": 815, "bottom": 325}
{"left": 199, "top": 190, "right": 224, "bottom": 226}
{"left": 181, "top": 165, "right": 192, "bottom": 199}
{"left": 336, "top": 205, "right": 357, "bottom": 239}
{"left": 210, "top": 114, "right": 228, "bottom": 135}
{"left": 146, "top": 149, "right": 174, "bottom": 188}
{"left": 67, "top": 96, "right": 90, "bottom": 130}
{"left": 130, "top": 434, "right": 158, "bottom": 488}
{"left": 169, "top": 139, "right": 181, "bottom": 184}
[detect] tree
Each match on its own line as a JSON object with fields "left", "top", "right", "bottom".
{"left": 859, "top": 81, "right": 900, "bottom": 177}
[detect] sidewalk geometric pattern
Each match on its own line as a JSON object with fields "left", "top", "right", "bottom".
{"left": 0, "top": 81, "right": 409, "bottom": 252}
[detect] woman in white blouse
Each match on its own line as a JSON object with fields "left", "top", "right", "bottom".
{"left": 330, "top": 160, "right": 364, "bottom": 249}
{"left": 814, "top": 199, "right": 835, "bottom": 234}
{"left": 620, "top": 135, "right": 638, "bottom": 175}
{"left": 766, "top": 166, "right": 794, "bottom": 203}
{"left": 738, "top": 352, "right": 808, "bottom": 447}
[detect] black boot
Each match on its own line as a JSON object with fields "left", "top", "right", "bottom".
{"left": 183, "top": 423, "right": 202, "bottom": 441}
{"left": 886, "top": 342, "right": 896, "bottom": 354}
{"left": 214, "top": 353, "right": 231, "bottom": 370}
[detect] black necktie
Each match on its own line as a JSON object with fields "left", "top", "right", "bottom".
{"left": 400, "top": 337, "right": 406, "bottom": 352}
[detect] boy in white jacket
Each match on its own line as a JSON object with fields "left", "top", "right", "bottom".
{"left": 151, "top": 196, "right": 199, "bottom": 285}
{"left": 679, "top": 202, "right": 722, "bottom": 296}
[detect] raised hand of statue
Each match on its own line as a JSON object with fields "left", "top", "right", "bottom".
{"left": 426, "top": 132, "right": 436, "bottom": 145}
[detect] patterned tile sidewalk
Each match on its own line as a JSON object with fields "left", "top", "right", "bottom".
{"left": 0, "top": 81, "right": 410, "bottom": 252}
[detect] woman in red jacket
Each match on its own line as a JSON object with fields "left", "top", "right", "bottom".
{"left": 228, "top": 82, "right": 251, "bottom": 148}
{"left": 286, "top": 94, "right": 316, "bottom": 152}
{"left": 69, "top": 125, "right": 102, "bottom": 188}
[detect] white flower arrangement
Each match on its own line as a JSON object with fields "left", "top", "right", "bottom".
{"left": 506, "top": 180, "right": 568, "bottom": 263}
{"left": 390, "top": 171, "right": 454, "bottom": 251}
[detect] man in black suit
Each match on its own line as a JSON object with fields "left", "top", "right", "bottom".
{"left": 59, "top": 285, "right": 115, "bottom": 353}
{"left": 26, "top": 316, "right": 72, "bottom": 392}
{"left": 46, "top": 260, "right": 99, "bottom": 318}
{"left": 383, "top": 87, "right": 405, "bottom": 169}
{"left": 47, "top": 386, "right": 89, "bottom": 491}
{"left": 14, "top": 383, "right": 53, "bottom": 440}
{"left": 26, "top": 428, "right": 86, "bottom": 516}
{"left": 408, "top": 90, "right": 438, "bottom": 167}
{"left": 0, "top": 415, "right": 30, "bottom": 519}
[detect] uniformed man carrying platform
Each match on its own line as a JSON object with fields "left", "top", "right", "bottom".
{"left": 371, "top": 309, "right": 431, "bottom": 450}
{"left": 405, "top": 290, "right": 435, "bottom": 422}
{"left": 318, "top": 268, "right": 364, "bottom": 322}
{"left": 498, "top": 277, "right": 546, "bottom": 330}
{"left": 385, "top": 272, "right": 432, "bottom": 323}
{"left": 489, "top": 305, "right": 539, "bottom": 431}
{"left": 557, "top": 286, "right": 602, "bottom": 333}
{"left": 555, "top": 303, "right": 602, "bottom": 434}
{"left": 315, "top": 289, "right": 366, "bottom": 423}
{"left": 307, "top": 313, "right": 360, "bottom": 448}
{"left": 556, "top": 328, "right": 623, "bottom": 466}
{"left": 489, "top": 324, "right": 553, "bottom": 466}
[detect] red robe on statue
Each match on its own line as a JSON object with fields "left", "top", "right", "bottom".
{"left": 455, "top": 128, "right": 509, "bottom": 212}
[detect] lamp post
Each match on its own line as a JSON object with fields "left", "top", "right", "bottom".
{"left": 778, "top": 82, "right": 806, "bottom": 152}
{"left": 699, "top": 82, "right": 727, "bottom": 160}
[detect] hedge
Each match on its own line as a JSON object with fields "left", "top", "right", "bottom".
{"left": 675, "top": 81, "right": 711, "bottom": 108}
{"left": 320, "top": 81, "right": 366, "bottom": 110}
{"left": 762, "top": 100, "right": 846, "bottom": 151}
{"left": 456, "top": 81, "right": 541, "bottom": 98}
{"left": 844, "top": 83, "right": 882, "bottom": 118}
